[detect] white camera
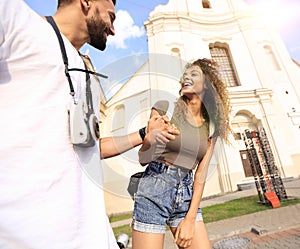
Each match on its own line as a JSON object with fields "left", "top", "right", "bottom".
{"left": 69, "top": 99, "right": 100, "bottom": 147}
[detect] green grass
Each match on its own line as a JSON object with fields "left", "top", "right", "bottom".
{"left": 202, "top": 195, "right": 300, "bottom": 223}
{"left": 109, "top": 213, "right": 132, "bottom": 223}
{"left": 111, "top": 195, "right": 300, "bottom": 238}
{"left": 113, "top": 224, "right": 132, "bottom": 238}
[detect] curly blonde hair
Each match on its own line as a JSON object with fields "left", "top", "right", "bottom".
{"left": 175, "top": 58, "right": 231, "bottom": 141}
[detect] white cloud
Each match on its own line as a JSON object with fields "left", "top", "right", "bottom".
{"left": 107, "top": 10, "right": 145, "bottom": 49}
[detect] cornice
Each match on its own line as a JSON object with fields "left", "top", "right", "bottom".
{"left": 229, "top": 88, "right": 273, "bottom": 101}
{"left": 145, "top": 9, "right": 255, "bottom": 27}
{"left": 145, "top": 11, "right": 261, "bottom": 37}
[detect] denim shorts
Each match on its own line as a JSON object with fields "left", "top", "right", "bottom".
{"left": 132, "top": 161, "right": 203, "bottom": 234}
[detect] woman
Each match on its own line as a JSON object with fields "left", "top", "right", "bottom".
{"left": 132, "top": 58, "right": 231, "bottom": 249}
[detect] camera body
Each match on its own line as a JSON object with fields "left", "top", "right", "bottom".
{"left": 69, "top": 99, "right": 100, "bottom": 147}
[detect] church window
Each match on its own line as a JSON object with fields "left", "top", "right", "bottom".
{"left": 112, "top": 105, "right": 125, "bottom": 131}
{"left": 202, "top": 0, "right": 211, "bottom": 9}
{"left": 170, "top": 47, "right": 183, "bottom": 76}
{"left": 171, "top": 47, "right": 181, "bottom": 57}
{"left": 234, "top": 132, "right": 242, "bottom": 140}
{"left": 209, "top": 44, "right": 240, "bottom": 87}
{"left": 264, "top": 45, "right": 281, "bottom": 71}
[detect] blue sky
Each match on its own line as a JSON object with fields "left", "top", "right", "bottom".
{"left": 24, "top": 0, "right": 300, "bottom": 96}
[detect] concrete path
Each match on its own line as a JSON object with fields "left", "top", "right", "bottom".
{"left": 111, "top": 177, "right": 300, "bottom": 249}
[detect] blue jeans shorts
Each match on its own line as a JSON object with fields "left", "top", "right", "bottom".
{"left": 132, "top": 160, "right": 203, "bottom": 234}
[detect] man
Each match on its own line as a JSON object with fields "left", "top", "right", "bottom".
{"left": 0, "top": 0, "right": 177, "bottom": 248}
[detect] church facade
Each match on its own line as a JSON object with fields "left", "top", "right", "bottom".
{"left": 100, "top": 0, "right": 300, "bottom": 215}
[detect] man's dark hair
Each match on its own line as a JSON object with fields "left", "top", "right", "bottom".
{"left": 57, "top": 0, "right": 73, "bottom": 7}
{"left": 57, "top": 0, "right": 116, "bottom": 8}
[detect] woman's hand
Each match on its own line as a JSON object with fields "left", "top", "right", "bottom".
{"left": 145, "top": 114, "right": 180, "bottom": 145}
{"left": 174, "top": 217, "right": 196, "bottom": 248}
{"left": 138, "top": 110, "right": 180, "bottom": 165}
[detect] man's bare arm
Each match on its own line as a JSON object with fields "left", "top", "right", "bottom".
{"left": 100, "top": 114, "right": 179, "bottom": 159}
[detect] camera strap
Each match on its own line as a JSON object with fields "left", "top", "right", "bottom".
{"left": 46, "top": 16, "right": 75, "bottom": 97}
{"left": 45, "top": 16, "right": 108, "bottom": 99}
{"left": 80, "top": 54, "right": 95, "bottom": 114}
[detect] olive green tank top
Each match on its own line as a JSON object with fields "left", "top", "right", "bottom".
{"left": 152, "top": 100, "right": 209, "bottom": 170}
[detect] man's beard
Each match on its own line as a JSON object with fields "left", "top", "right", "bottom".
{"left": 86, "top": 16, "right": 109, "bottom": 51}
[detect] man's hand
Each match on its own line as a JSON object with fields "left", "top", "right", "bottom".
{"left": 145, "top": 114, "right": 180, "bottom": 145}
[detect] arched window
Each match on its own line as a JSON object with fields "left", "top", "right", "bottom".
{"left": 209, "top": 43, "right": 240, "bottom": 87}
{"left": 202, "top": 0, "right": 211, "bottom": 9}
{"left": 264, "top": 45, "right": 281, "bottom": 71}
{"left": 112, "top": 105, "right": 125, "bottom": 131}
{"left": 171, "top": 47, "right": 181, "bottom": 57}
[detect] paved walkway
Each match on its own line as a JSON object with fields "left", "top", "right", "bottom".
{"left": 111, "top": 177, "right": 300, "bottom": 249}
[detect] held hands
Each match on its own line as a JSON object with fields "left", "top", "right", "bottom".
{"left": 174, "top": 217, "right": 196, "bottom": 248}
{"left": 145, "top": 114, "right": 180, "bottom": 145}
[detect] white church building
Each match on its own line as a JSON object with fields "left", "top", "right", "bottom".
{"left": 99, "top": 0, "right": 300, "bottom": 215}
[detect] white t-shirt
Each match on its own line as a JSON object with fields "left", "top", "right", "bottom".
{"left": 0, "top": 1, "right": 118, "bottom": 248}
